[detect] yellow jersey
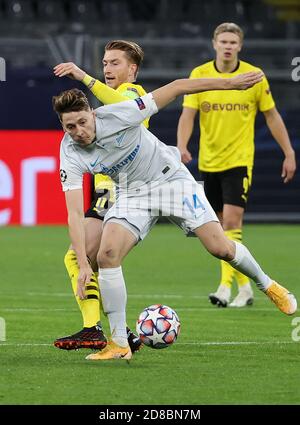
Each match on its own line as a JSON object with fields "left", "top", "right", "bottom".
{"left": 93, "top": 82, "right": 148, "bottom": 190}
{"left": 183, "top": 60, "right": 275, "bottom": 172}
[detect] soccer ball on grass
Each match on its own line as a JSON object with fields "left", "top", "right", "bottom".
{"left": 136, "top": 304, "right": 180, "bottom": 349}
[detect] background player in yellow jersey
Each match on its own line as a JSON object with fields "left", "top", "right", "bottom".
{"left": 177, "top": 23, "right": 296, "bottom": 308}
{"left": 53, "top": 40, "right": 148, "bottom": 350}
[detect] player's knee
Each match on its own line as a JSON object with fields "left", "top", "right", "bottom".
{"left": 207, "top": 240, "right": 235, "bottom": 261}
{"left": 97, "top": 246, "right": 122, "bottom": 268}
{"left": 223, "top": 220, "right": 242, "bottom": 230}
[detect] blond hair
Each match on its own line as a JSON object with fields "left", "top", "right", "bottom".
{"left": 213, "top": 23, "right": 244, "bottom": 42}
{"left": 104, "top": 40, "right": 144, "bottom": 78}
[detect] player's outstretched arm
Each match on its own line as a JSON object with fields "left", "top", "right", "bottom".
{"left": 65, "top": 188, "right": 93, "bottom": 300}
{"left": 53, "top": 62, "right": 127, "bottom": 105}
{"left": 152, "top": 72, "right": 264, "bottom": 110}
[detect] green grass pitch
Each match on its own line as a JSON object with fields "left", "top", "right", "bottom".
{"left": 0, "top": 224, "right": 299, "bottom": 405}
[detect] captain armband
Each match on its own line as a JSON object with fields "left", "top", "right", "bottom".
{"left": 82, "top": 74, "right": 96, "bottom": 89}
{"left": 87, "top": 78, "right": 96, "bottom": 89}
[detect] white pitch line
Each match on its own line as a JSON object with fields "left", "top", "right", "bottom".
{"left": 177, "top": 340, "right": 295, "bottom": 346}
{"left": 176, "top": 307, "right": 295, "bottom": 312}
{"left": 8, "top": 292, "right": 268, "bottom": 301}
{"left": 0, "top": 343, "right": 51, "bottom": 347}
{"left": 4, "top": 292, "right": 209, "bottom": 299}
{"left": 1, "top": 307, "right": 291, "bottom": 313}
{"left": 27, "top": 292, "right": 72, "bottom": 297}
{"left": 130, "top": 294, "right": 209, "bottom": 299}
{"left": 0, "top": 340, "right": 295, "bottom": 348}
{"left": 1, "top": 308, "right": 77, "bottom": 312}
{"left": 24, "top": 292, "right": 208, "bottom": 299}
{"left": 21, "top": 292, "right": 208, "bottom": 299}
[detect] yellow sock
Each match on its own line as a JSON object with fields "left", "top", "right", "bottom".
{"left": 235, "top": 270, "right": 250, "bottom": 287}
{"left": 95, "top": 271, "right": 107, "bottom": 318}
{"left": 220, "top": 258, "right": 235, "bottom": 288}
{"left": 225, "top": 229, "right": 250, "bottom": 288}
{"left": 64, "top": 249, "right": 100, "bottom": 328}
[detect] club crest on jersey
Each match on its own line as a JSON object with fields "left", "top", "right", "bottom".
{"left": 134, "top": 97, "right": 146, "bottom": 110}
{"left": 60, "top": 169, "right": 67, "bottom": 182}
{"left": 115, "top": 131, "right": 126, "bottom": 146}
{"left": 127, "top": 87, "right": 138, "bottom": 94}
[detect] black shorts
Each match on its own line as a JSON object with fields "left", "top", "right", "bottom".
{"left": 85, "top": 190, "right": 114, "bottom": 220}
{"left": 201, "top": 166, "right": 252, "bottom": 212}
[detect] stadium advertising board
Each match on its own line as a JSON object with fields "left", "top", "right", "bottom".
{"left": 0, "top": 130, "right": 91, "bottom": 225}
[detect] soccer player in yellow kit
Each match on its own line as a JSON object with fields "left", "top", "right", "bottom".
{"left": 53, "top": 40, "right": 148, "bottom": 350}
{"left": 177, "top": 23, "right": 296, "bottom": 308}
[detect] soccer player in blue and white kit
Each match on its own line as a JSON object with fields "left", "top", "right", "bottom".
{"left": 53, "top": 71, "right": 297, "bottom": 360}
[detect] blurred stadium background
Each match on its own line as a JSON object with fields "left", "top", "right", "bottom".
{"left": 1, "top": 0, "right": 300, "bottom": 407}
{"left": 0, "top": 0, "right": 299, "bottom": 225}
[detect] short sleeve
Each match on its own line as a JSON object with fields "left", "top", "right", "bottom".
{"left": 60, "top": 145, "right": 84, "bottom": 192}
{"left": 256, "top": 75, "right": 275, "bottom": 112}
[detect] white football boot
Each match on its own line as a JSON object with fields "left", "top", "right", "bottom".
{"left": 229, "top": 282, "right": 254, "bottom": 307}
{"left": 208, "top": 284, "right": 231, "bottom": 307}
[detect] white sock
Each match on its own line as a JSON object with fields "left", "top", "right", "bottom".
{"left": 229, "top": 242, "right": 272, "bottom": 291}
{"left": 99, "top": 266, "right": 128, "bottom": 347}
{"left": 239, "top": 282, "right": 253, "bottom": 294}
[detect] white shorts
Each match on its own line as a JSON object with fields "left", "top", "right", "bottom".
{"left": 104, "top": 165, "right": 219, "bottom": 242}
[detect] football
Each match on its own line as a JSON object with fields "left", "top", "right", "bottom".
{"left": 136, "top": 304, "right": 181, "bottom": 349}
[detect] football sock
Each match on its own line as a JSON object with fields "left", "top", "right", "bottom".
{"left": 95, "top": 271, "right": 107, "bottom": 318}
{"left": 230, "top": 229, "right": 250, "bottom": 287}
{"left": 220, "top": 229, "right": 250, "bottom": 288}
{"left": 220, "top": 259, "right": 235, "bottom": 288}
{"left": 99, "top": 266, "right": 128, "bottom": 347}
{"left": 64, "top": 249, "right": 100, "bottom": 328}
{"left": 229, "top": 242, "right": 272, "bottom": 291}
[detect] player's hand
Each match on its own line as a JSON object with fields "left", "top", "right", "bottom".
{"left": 229, "top": 72, "right": 264, "bottom": 90}
{"left": 53, "top": 62, "right": 86, "bottom": 81}
{"left": 179, "top": 147, "right": 192, "bottom": 164}
{"left": 282, "top": 153, "right": 296, "bottom": 183}
{"left": 77, "top": 265, "right": 93, "bottom": 300}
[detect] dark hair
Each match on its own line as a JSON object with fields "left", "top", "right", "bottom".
{"left": 52, "top": 88, "right": 90, "bottom": 119}
{"left": 104, "top": 40, "right": 144, "bottom": 77}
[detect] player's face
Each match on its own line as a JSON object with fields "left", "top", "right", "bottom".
{"left": 61, "top": 110, "right": 96, "bottom": 145}
{"left": 213, "top": 32, "right": 242, "bottom": 63}
{"left": 102, "top": 49, "right": 137, "bottom": 89}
